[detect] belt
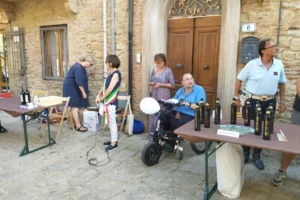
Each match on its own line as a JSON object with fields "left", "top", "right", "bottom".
{"left": 243, "top": 90, "right": 274, "bottom": 101}
{"left": 250, "top": 95, "right": 274, "bottom": 101}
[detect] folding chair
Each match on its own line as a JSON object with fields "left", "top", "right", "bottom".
{"left": 42, "top": 97, "right": 75, "bottom": 140}
{"left": 116, "top": 94, "right": 133, "bottom": 135}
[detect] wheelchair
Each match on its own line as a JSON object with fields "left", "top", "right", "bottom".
{"left": 141, "top": 99, "right": 210, "bottom": 166}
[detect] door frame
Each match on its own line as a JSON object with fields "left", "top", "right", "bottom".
{"left": 142, "top": 0, "right": 241, "bottom": 117}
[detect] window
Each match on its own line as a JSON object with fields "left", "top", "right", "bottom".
{"left": 41, "top": 25, "right": 68, "bottom": 80}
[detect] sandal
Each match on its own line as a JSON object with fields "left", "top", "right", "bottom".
{"left": 76, "top": 125, "right": 88, "bottom": 132}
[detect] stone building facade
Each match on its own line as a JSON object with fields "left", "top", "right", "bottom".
{"left": 0, "top": 0, "right": 299, "bottom": 124}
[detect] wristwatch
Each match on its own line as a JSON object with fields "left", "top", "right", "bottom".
{"left": 279, "top": 101, "right": 285, "bottom": 105}
{"left": 188, "top": 102, "right": 192, "bottom": 107}
{"left": 235, "top": 96, "right": 240, "bottom": 100}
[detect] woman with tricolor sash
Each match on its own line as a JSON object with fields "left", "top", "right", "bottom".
{"left": 95, "top": 55, "right": 122, "bottom": 152}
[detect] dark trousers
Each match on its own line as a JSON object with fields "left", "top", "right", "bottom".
{"left": 160, "top": 110, "right": 194, "bottom": 146}
{"left": 242, "top": 98, "right": 276, "bottom": 158}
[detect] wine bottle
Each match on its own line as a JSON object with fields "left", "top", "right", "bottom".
{"left": 268, "top": 103, "right": 274, "bottom": 134}
{"left": 194, "top": 104, "right": 201, "bottom": 131}
{"left": 215, "top": 98, "right": 221, "bottom": 124}
{"left": 255, "top": 101, "right": 261, "bottom": 114}
{"left": 199, "top": 98, "right": 205, "bottom": 124}
{"left": 230, "top": 98, "right": 237, "bottom": 125}
{"left": 244, "top": 100, "right": 251, "bottom": 126}
{"left": 24, "top": 86, "right": 31, "bottom": 103}
{"left": 263, "top": 110, "right": 271, "bottom": 140}
{"left": 254, "top": 107, "right": 262, "bottom": 136}
{"left": 204, "top": 103, "right": 210, "bottom": 128}
{"left": 20, "top": 88, "right": 26, "bottom": 105}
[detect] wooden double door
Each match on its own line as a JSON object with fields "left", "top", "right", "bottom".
{"left": 167, "top": 16, "right": 221, "bottom": 109}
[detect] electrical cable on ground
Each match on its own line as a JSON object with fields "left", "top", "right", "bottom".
{"left": 86, "top": 119, "right": 112, "bottom": 167}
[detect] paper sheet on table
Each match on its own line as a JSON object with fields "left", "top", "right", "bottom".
{"left": 277, "top": 133, "right": 288, "bottom": 142}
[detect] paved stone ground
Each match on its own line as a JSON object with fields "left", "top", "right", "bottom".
{"left": 0, "top": 110, "right": 300, "bottom": 200}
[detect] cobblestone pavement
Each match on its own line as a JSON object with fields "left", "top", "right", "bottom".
{"left": 0, "top": 111, "right": 299, "bottom": 200}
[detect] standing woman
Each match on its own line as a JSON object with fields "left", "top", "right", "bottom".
{"left": 96, "top": 55, "right": 122, "bottom": 152}
{"left": 148, "top": 53, "right": 175, "bottom": 137}
{"left": 63, "top": 57, "right": 93, "bottom": 132}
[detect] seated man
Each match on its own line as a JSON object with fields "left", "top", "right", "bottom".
{"left": 161, "top": 73, "right": 206, "bottom": 152}
{"left": 273, "top": 78, "right": 300, "bottom": 186}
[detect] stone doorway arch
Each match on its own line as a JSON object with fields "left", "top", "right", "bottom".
{"left": 141, "top": 0, "right": 241, "bottom": 117}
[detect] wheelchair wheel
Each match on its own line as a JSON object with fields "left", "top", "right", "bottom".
{"left": 142, "top": 142, "right": 161, "bottom": 166}
{"left": 176, "top": 146, "right": 184, "bottom": 160}
{"left": 190, "top": 141, "right": 212, "bottom": 155}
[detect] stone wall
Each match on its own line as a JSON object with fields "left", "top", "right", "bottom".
{"left": 240, "top": 0, "right": 300, "bottom": 122}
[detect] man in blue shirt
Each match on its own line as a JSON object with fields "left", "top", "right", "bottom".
{"left": 235, "top": 38, "right": 287, "bottom": 170}
{"left": 173, "top": 73, "right": 206, "bottom": 122}
{"left": 161, "top": 73, "right": 206, "bottom": 151}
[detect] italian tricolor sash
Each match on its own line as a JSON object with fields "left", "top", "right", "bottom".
{"left": 103, "top": 79, "right": 118, "bottom": 124}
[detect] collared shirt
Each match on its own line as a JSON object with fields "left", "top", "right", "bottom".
{"left": 237, "top": 58, "right": 287, "bottom": 96}
{"left": 173, "top": 84, "right": 206, "bottom": 116}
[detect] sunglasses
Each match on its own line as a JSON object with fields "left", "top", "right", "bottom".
{"left": 264, "top": 45, "right": 277, "bottom": 50}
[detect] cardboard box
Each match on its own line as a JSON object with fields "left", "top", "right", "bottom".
{"left": 83, "top": 110, "right": 99, "bottom": 124}
{"left": 84, "top": 123, "right": 101, "bottom": 132}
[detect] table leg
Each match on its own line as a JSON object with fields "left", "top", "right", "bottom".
{"left": 20, "top": 114, "right": 29, "bottom": 156}
{"left": 20, "top": 109, "right": 56, "bottom": 157}
{"left": 203, "top": 141, "right": 209, "bottom": 200}
{"left": 203, "top": 141, "right": 218, "bottom": 200}
{"left": 0, "top": 120, "right": 7, "bottom": 133}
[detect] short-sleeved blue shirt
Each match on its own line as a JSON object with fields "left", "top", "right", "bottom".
{"left": 173, "top": 84, "right": 206, "bottom": 116}
{"left": 237, "top": 58, "right": 287, "bottom": 96}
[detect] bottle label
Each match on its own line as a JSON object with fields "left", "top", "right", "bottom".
{"left": 215, "top": 108, "right": 219, "bottom": 120}
{"left": 25, "top": 95, "right": 29, "bottom": 103}
{"left": 255, "top": 116, "right": 259, "bottom": 130}
{"left": 264, "top": 120, "right": 270, "bottom": 137}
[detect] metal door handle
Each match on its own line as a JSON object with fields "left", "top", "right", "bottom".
{"left": 175, "top": 63, "right": 182, "bottom": 69}
{"left": 203, "top": 64, "right": 209, "bottom": 70}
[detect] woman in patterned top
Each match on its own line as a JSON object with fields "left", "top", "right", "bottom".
{"left": 148, "top": 53, "right": 175, "bottom": 139}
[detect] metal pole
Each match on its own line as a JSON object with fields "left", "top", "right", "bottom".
{"left": 111, "top": 0, "right": 116, "bottom": 54}
{"left": 128, "top": 0, "right": 133, "bottom": 106}
{"left": 2, "top": 34, "right": 8, "bottom": 91}
{"left": 21, "top": 31, "right": 27, "bottom": 86}
{"left": 103, "top": 0, "right": 108, "bottom": 78}
{"left": 276, "top": 0, "right": 283, "bottom": 59}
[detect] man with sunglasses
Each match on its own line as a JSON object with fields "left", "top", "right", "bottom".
{"left": 235, "top": 38, "right": 287, "bottom": 170}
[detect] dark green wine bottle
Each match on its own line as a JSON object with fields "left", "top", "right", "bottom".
{"left": 268, "top": 103, "right": 274, "bottom": 134}
{"left": 230, "top": 98, "right": 237, "bottom": 125}
{"left": 204, "top": 103, "right": 210, "bottom": 128}
{"left": 199, "top": 98, "right": 205, "bottom": 124}
{"left": 215, "top": 98, "right": 221, "bottom": 124}
{"left": 263, "top": 110, "right": 271, "bottom": 140}
{"left": 254, "top": 107, "right": 262, "bottom": 136}
{"left": 194, "top": 104, "right": 201, "bottom": 131}
{"left": 244, "top": 100, "right": 251, "bottom": 126}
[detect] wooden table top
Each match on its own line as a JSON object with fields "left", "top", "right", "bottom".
{"left": 0, "top": 97, "right": 64, "bottom": 117}
{"left": 174, "top": 118, "right": 300, "bottom": 155}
